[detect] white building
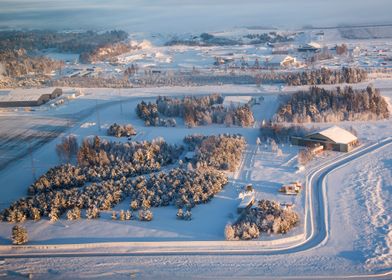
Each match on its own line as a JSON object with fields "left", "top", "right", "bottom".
{"left": 291, "top": 126, "right": 358, "bottom": 152}
{"left": 266, "top": 55, "right": 297, "bottom": 68}
{"left": 223, "top": 95, "right": 254, "bottom": 107}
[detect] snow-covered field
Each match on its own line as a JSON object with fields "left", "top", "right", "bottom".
{"left": 0, "top": 81, "right": 391, "bottom": 278}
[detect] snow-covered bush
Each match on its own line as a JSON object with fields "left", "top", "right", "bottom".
{"left": 139, "top": 209, "right": 153, "bottom": 221}
{"left": 226, "top": 199, "right": 299, "bottom": 240}
{"left": 107, "top": 123, "right": 136, "bottom": 138}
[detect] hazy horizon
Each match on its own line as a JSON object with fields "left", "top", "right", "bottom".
{"left": 1, "top": 0, "right": 392, "bottom": 33}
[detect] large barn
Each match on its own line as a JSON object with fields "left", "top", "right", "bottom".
{"left": 291, "top": 126, "right": 358, "bottom": 152}
{"left": 0, "top": 88, "right": 62, "bottom": 107}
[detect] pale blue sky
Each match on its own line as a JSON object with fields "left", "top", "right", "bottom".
{"left": 0, "top": 0, "right": 391, "bottom": 32}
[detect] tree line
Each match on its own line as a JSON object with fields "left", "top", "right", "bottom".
{"left": 274, "top": 85, "right": 390, "bottom": 123}
{"left": 286, "top": 67, "right": 367, "bottom": 86}
{"left": 137, "top": 94, "right": 254, "bottom": 127}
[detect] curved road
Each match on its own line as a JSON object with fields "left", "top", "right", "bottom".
{"left": 1, "top": 138, "right": 391, "bottom": 260}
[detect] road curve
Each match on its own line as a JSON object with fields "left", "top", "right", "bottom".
{"left": 0, "top": 138, "right": 391, "bottom": 260}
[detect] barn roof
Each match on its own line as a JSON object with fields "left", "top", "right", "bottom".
{"left": 0, "top": 88, "right": 56, "bottom": 102}
{"left": 307, "top": 126, "right": 357, "bottom": 144}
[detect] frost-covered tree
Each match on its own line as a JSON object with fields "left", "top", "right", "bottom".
{"left": 11, "top": 225, "right": 28, "bottom": 245}
{"left": 176, "top": 208, "right": 184, "bottom": 219}
{"left": 119, "top": 210, "right": 125, "bottom": 221}
{"left": 139, "top": 209, "right": 153, "bottom": 221}
{"left": 56, "top": 135, "right": 79, "bottom": 163}
{"left": 224, "top": 224, "right": 236, "bottom": 241}
{"left": 66, "top": 207, "right": 81, "bottom": 220}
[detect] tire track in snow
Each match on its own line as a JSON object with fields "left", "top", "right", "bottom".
{"left": 362, "top": 151, "right": 392, "bottom": 270}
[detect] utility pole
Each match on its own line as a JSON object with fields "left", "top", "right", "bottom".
{"left": 119, "top": 88, "right": 123, "bottom": 116}
{"left": 95, "top": 99, "right": 101, "bottom": 132}
{"left": 28, "top": 141, "right": 36, "bottom": 181}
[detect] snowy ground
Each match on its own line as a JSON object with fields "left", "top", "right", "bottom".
{"left": 0, "top": 143, "right": 391, "bottom": 279}
{"left": 0, "top": 82, "right": 391, "bottom": 278}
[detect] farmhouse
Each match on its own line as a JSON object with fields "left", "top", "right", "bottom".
{"left": 0, "top": 88, "right": 62, "bottom": 107}
{"left": 291, "top": 126, "right": 358, "bottom": 152}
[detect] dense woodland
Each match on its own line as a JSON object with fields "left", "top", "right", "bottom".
{"left": 165, "top": 32, "right": 294, "bottom": 46}
{"left": 29, "top": 136, "right": 183, "bottom": 195}
{"left": 0, "top": 48, "right": 63, "bottom": 88}
{"left": 136, "top": 94, "right": 254, "bottom": 127}
{"left": 0, "top": 30, "right": 128, "bottom": 53}
{"left": 184, "top": 134, "right": 246, "bottom": 171}
{"left": 1, "top": 134, "right": 248, "bottom": 223}
{"left": 274, "top": 85, "right": 390, "bottom": 123}
{"left": 286, "top": 67, "right": 367, "bottom": 86}
{"left": 2, "top": 167, "right": 227, "bottom": 223}
{"left": 225, "top": 199, "right": 299, "bottom": 240}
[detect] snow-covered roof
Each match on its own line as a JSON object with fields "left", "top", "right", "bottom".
{"left": 223, "top": 95, "right": 253, "bottom": 107}
{"left": 307, "top": 42, "right": 321, "bottom": 49}
{"left": 308, "top": 126, "right": 357, "bottom": 144}
{"left": 238, "top": 194, "right": 255, "bottom": 209}
{"left": 0, "top": 88, "right": 56, "bottom": 102}
{"left": 268, "top": 55, "right": 295, "bottom": 64}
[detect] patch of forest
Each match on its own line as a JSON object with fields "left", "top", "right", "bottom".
{"left": 2, "top": 167, "right": 227, "bottom": 223}
{"left": 1, "top": 134, "right": 247, "bottom": 223}
{"left": 165, "top": 32, "right": 294, "bottom": 46}
{"left": 274, "top": 85, "right": 390, "bottom": 123}
{"left": 29, "top": 136, "right": 183, "bottom": 195}
{"left": 0, "top": 48, "right": 63, "bottom": 88}
{"left": 136, "top": 94, "right": 254, "bottom": 127}
{"left": 184, "top": 134, "right": 246, "bottom": 171}
{"left": 285, "top": 67, "right": 367, "bottom": 86}
{"left": 0, "top": 30, "right": 128, "bottom": 53}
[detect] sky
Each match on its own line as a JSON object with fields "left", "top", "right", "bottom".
{"left": 0, "top": 0, "right": 392, "bottom": 33}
